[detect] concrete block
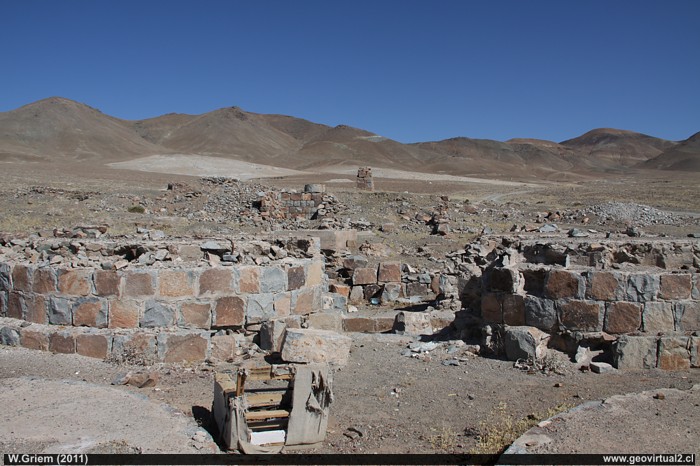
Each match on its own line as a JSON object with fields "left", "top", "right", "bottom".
{"left": 544, "top": 270, "right": 584, "bottom": 299}
{"left": 140, "top": 300, "right": 176, "bottom": 328}
{"left": 111, "top": 332, "right": 157, "bottom": 364}
{"left": 238, "top": 266, "right": 260, "bottom": 293}
{"left": 613, "top": 335, "right": 658, "bottom": 370}
{"left": 691, "top": 335, "right": 699, "bottom": 368}
{"left": 246, "top": 293, "right": 275, "bottom": 324}
{"left": 381, "top": 283, "right": 402, "bottom": 303}
{"left": 626, "top": 273, "right": 659, "bottom": 302}
{"left": 524, "top": 295, "right": 557, "bottom": 331}
{"left": 559, "top": 300, "right": 602, "bottom": 332}
{"left": 405, "top": 282, "right": 428, "bottom": 297}
{"left": 291, "top": 287, "right": 321, "bottom": 315}
{"left": 12, "top": 264, "right": 32, "bottom": 292}
{"left": 323, "top": 293, "right": 345, "bottom": 311}
{"left": 158, "top": 332, "right": 209, "bottom": 363}
{"left": 604, "top": 302, "right": 642, "bottom": 334}
{"left": 0, "top": 326, "right": 20, "bottom": 346}
{"left": 504, "top": 326, "right": 550, "bottom": 361}
{"left": 394, "top": 311, "right": 432, "bottom": 335}
{"left": 20, "top": 326, "right": 49, "bottom": 351}
{"left": 177, "top": 244, "right": 202, "bottom": 261}
{"left": 280, "top": 328, "right": 352, "bottom": 366}
{"left": 49, "top": 296, "right": 73, "bottom": 325}
{"left": 210, "top": 333, "right": 240, "bottom": 361}
{"left": 343, "top": 255, "right": 368, "bottom": 271}
{"left": 305, "top": 261, "right": 324, "bottom": 286}
{"left": 273, "top": 292, "right": 291, "bottom": 317}
{"left": 76, "top": 333, "right": 111, "bottom": 359}
{"left": 199, "top": 268, "right": 232, "bottom": 295}
{"left": 430, "top": 310, "right": 455, "bottom": 330}
{"left": 692, "top": 274, "right": 699, "bottom": 300}
{"left": 73, "top": 297, "right": 108, "bottom": 328}
{"left": 374, "top": 316, "right": 395, "bottom": 332}
{"left": 260, "top": 319, "right": 288, "bottom": 352}
{"left": 378, "top": 262, "right": 401, "bottom": 283}
{"left": 587, "top": 271, "right": 625, "bottom": 301}
{"left": 675, "top": 301, "right": 700, "bottom": 332}
{"left": 481, "top": 293, "right": 502, "bottom": 323}
{"left": 293, "top": 229, "right": 356, "bottom": 252}
{"left": 502, "top": 294, "right": 525, "bottom": 326}
{"left": 659, "top": 274, "right": 692, "bottom": 300}
{"left": 7, "top": 292, "right": 25, "bottom": 319}
{"left": 590, "top": 361, "right": 615, "bottom": 374}
{"left": 307, "top": 312, "right": 343, "bottom": 332}
{"left": 179, "top": 301, "right": 211, "bottom": 329}
{"left": 348, "top": 286, "right": 364, "bottom": 304}
{"left": 287, "top": 266, "right": 306, "bottom": 291}
{"left": 520, "top": 269, "right": 547, "bottom": 296}
{"left": 58, "top": 269, "right": 92, "bottom": 296}
{"left": 352, "top": 267, "right": 377, "bottom": 286}
{"left": 213, "top": 296, "right": 245, "bottom": 327}
{"left": 363, "top": 284, "right": 382, "bottom": 300}
{"left": 330, "top": 283, "right": 351, "bottom": 298}
{"left": 343, "top": 316, "right": 375, "bottom": 333}
{"left": 658, "top": 336, "right": 691, "bottom": 370}
{"left": 642, "top": 302, "right": 675, "bottom": 333}
{"left": 261, "top": 267, "right": 287, "bottom": 293}
{"left": 489, "top": 268, "right": 521, "bottom": 293}
{"left": 0, "top": 263, "right": 11, "bottom": 291}
{"left": 159, "top": 270, "right": 195, "bottom": 297}
{"left": 49, "top": 331, "right": 76, "bottom": 354}
{"left": 32, "top": 268, "right": 57, "bottom": 293}
{"left": 94, "top": 270, "right": 120, "bottom": 297}
{"left": 25, "top": 294, "right": 47, "bottom": 324}
{"left": 108, "top": 300, "right": 140, "bottom": 328}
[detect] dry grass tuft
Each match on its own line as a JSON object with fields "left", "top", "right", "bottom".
{"left": 470, "top": 401, "right": 573, "bottom": 455}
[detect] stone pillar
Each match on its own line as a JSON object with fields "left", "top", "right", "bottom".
{"left": 356, "top": 167, "right": 374, "bottom": 191}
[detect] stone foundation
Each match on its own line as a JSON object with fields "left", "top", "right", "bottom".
{"left": 473, "top": 238, "right": 700, "bottom": 370}
{"left": 0, "top": 235, "right": 351, "bottom": 363}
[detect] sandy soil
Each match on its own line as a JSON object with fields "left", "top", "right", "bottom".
{"left": 1, "top": 336, "right": 697, "bottom": 456}
{"left": 107, "top": 154, "right": 308, "bottom": 180}
{"left": 509, "top": 385, "right": 700, "bottom": 456}
{"left": 1, "top": 159, "right": 699, "bottom": 457}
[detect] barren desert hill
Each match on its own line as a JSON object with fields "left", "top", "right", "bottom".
{"left": 1, "top": 97, "right": 698, "bottom": 177}
{"left": 0, "top": 97, "right": 167, "bottom": 162}
{"left": 642, "top": 131, "right": 700, "bottom": 171}
{"left": 131, "top": 106, "right": 303, "bottom": 164}
{"left": 412, "top": 136, "right": 579, "bottom": 175}
{"left": 560, "top": 128, "right": 677, "bottom": 169}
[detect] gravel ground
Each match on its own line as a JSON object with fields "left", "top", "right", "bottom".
{"left": 2, "top": 336, "right": 698, "bottom": 456}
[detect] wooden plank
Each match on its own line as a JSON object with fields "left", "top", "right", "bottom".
{"left": 235, "top": 372, "right": 246, "bottom": 397}
{"left": 244, "top": 409, "right": 290, "bottom": 421}
{"left": 247, "top": 419, "right": 288, "bottom": 431}
{"left": 215, "top": 373, "right": 237, "bottom": 396}
{"left": 246, "top": 392, "right": 284, "bottom": 407}
{"left": 246, "top": 372, "right": 293, "bottom": 381}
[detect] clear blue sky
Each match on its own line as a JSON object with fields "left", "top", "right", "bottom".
{"left": 2, "top": 1, "right": 699, "bottom": 143}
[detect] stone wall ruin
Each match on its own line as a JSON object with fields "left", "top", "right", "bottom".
{"left": 470, "top": 238, "right": 700, "bottom": 370}
{"left": 0, "top": 235, "right": 343, "bottom": 364}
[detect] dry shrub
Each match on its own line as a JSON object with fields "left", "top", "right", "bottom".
{"left": 427, "top": 426, "right": 458, "bottom": 451}
{"left": 470, "top": 401, "right": 573, "bottom": 455}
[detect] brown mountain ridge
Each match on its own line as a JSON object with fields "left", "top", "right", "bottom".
{"left": 0, "top": 97, "right": 697, "bottom": 175}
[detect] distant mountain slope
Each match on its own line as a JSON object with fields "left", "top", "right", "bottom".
{"left": 0, "top": 97, "right": 696, "bottom": 177}
{"left": 560, "top": 128, "right": 676, "bottom": 168}
{"left": 413, "top": 137, "right": 576, "bottom": 174}
{"left": 642, "top": 132, "right": 700, "bottom": 171}
{"left": 133, "top": 107, "right": 301, "bottom": 163}
{"left": 0, "top": 97, "right": 166, "bottom": 161}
